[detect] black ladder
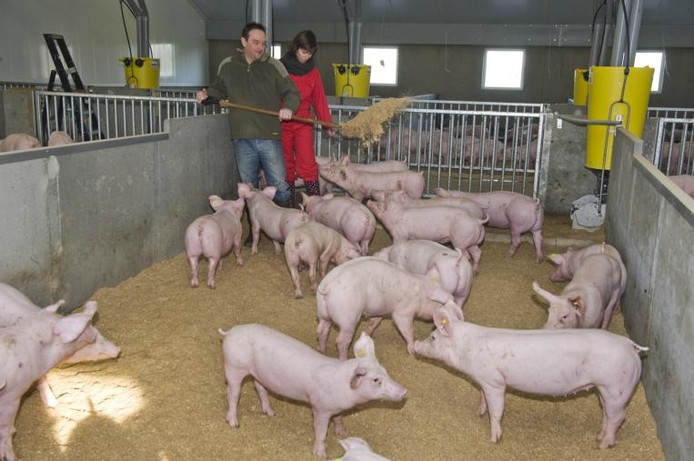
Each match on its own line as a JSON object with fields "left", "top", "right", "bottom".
{"left": 42, "top": 33, "right": 102, "bottom": 141}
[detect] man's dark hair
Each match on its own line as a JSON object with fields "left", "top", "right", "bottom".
{"left": 289, "top": 30, "right": 318, "bottom": 55}
{"left": 242, "top": 22, "right": 266, "bottom": 39}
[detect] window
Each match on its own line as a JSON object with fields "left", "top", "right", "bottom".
{"left": 363, "top": 47, "right": 398, "bottom": 85}
{"left": 151, "top": 43, "right": 174, "bottom": 78}
{"left": 634, "top": 51, "right": 664, "bottom": 93}
{"left": 270, "top": 45, "right": 282, "bottom": 59}
{"left": 483, "top": 49, "right": 525, "bottom": 90}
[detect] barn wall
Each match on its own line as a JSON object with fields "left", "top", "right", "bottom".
{"left": 605, "top": 128, "right": 694, "bottom": 460}
{"left": 0, "top": 115, "right": 236, "bottom": 309}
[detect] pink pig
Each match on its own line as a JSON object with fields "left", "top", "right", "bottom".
{"left": 47, "top": 130, "right": 74, "bottom": 146}
{"left": 0, "top": 283, "right": 120, "bottom": 408}
{"left": 533, "top": 253, "right": 626, "bottom": 330}
{"left": 0, "top": 300, "right": 100, "bottom": 461}
{"left": 237, "top": 183, "right": 309, "bottom": 255}
{"left": 0, "top": 133, "right": 41, "bottom": 152}
{"left": 318, "top": 156, "right": 424, "bottom": 202}
{"left": 220, "top": 324, "right": 407, "bottom": 457}
{"left": 317, "top": 156, "right": 409, "bottom": 196}
{"left": 302, "top": 192, "right": 376, "bottom": 255}
{"left": 547, "top": 243, "right": 626, "bottom": 288}
{"left": 366, "top": 197, "right": 486, "bottom": 272}
{"left": 333, "top": 437, "right": 391, "bottom": 461}
{"left": 316, "top": 257, "right": 458, "bottom": 359}
{"left": 372, "top": 188, "right": 487, "bottom": 220}
{"left": 284, "top": 221, "right": 361, "bottom": 299}
{"left": 184, "top": 195, "right": 245, "bottom": 289}
{"left": 669, "top": 174, "right": 694, "bottom": 197}
{"left": 436, "top": 189, "right": 544, "bottom": 262}
{"left": 375, "top": 239, "right": 474, "bottom": 308}
{"left": 414, "top": 303, "right": 648, "bottom": 449}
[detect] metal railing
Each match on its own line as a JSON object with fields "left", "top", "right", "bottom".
{"left": 33, "top": 90, "right": 220, "bottom": 144}
{"left": 652, "top": 117, "right": 694, "bottom": 176}
{"left": 317, "top": 102, "right": 547, "bottom": 198}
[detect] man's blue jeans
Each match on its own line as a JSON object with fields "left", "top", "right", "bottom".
{"left": 233, "top": 139, "right": 290, "bottom": 204}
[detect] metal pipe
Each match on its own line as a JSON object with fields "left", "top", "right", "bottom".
{"left": 628, "top": 0, "right": 644, "bottom": 66}
{"left": 348, "top": 0, "right": 363, "bottom": 65}
{"left": 124, "top": 0, "right": 150, "bottom": 57}
{"left": 610, "top": 0, "right": 631, "bottom": 66}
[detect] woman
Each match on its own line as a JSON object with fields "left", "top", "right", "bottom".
{"left": 280, "top": 30, "right": 333, "bottom": 202}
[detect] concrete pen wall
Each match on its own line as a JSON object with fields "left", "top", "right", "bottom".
{"left": 0, "top": 114, "right": 236, "bottom": 310}
{"left": 605, "top": 128, "right": 694, "bottom": 460}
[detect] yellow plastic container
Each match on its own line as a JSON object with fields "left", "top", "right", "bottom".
{"left": 585, "top": 66, "right": 654, "bottom": 170}
{"left": 120, "top": 57, "right": 160, "bottom": 89}
{"left": 573, "top": 68, "right": 589, "bottom": 106}
{"left": 332, "top": 63, "right": 371, "bottom": 98}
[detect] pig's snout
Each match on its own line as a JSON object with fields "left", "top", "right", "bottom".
{"left": 387, "top": 383, "right": 408, "bottom": 401}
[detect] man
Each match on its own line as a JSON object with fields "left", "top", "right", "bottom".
{"left": 197, "top": 22, "right": 300, "bottom": 208}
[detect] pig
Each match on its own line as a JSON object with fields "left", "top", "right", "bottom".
{"left": 219, "top": 324, "right": 407, "bottom": 457}
{"left": 316, "top": 257, "right": 459, "bottom": 359}
{"left": 413, "top": 303, "right": 648, "bottom": 449}
{"left": 284, "top": 221, "right": 361, "bottom": 298}
{"left": 669, "top": 174, "right": 694, "bottom": 197}
{"left": 47, "top": 130, "right": 74, "bottom": 146}
{"left": 366, "top": 197, "right": 486, "bottom": 272}
{"left": 237, "top": 183, "right": 309, "bottom": 255}
{"left": 184, "top": 195, "right": 245, "bottom": 289}
{"left": 0, "top": 300, "right": 101, "bottom": 461}
{"left": 302, "top": 192, "right": 376, "bottom": 255}
{"left": 375, "top": 239, "right": 474, "bottom": 308}
{"left": 547, "top": 243, "right": 626, "bottom": 289}
{"left": 315, "top": 155, "right": 409, "bottom": 195}
{"left": 435, "top": 189, "right": 544, "bottom": 263}
{"left": 371, "top": 189, "right": 486, "bottom": 220}
{"left": 533, "top": 253, "right": 626, "bottom": 330}
{"left": 318, "top": 156, "right": 424, "bottom": 202}
{"left": 0, "top": 133, "right": 41, "bottom": 152}
{"left": 0, "top": 282, "right": 120, "bottom": 408}
{"left": 333, "top": 437, "right": 391, "bottom": 461}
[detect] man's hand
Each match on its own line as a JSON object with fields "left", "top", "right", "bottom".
{"left": 279, "top": 108, "right": 293, "bottom": 121}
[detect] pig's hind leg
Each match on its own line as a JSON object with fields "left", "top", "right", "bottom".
{"left": 187, "top": 255, "right": 200, "bottom": 288}
{"left": 206, "top": 258, "right": 219, "bottom": 289}
{"left": 596, "top": 385, "right": 628, "bottom": 448}
{"left": 224, "top": 368, "right": 247, "bottom": 427}
{"left": 480, "top": 385, "right": 507, "bottom": 443}
{"left": 252, "top": 380, "right": 276, "bottom": 418}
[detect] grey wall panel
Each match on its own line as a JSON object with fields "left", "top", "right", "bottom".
{"left": 606, "top": 129, "right": 694, "bottom": 460}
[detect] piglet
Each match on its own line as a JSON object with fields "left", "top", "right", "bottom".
{"left": 284, "top": 221, "right": 361, "bottom": 298}
{"left": 547, "top": 243, "right": 626, "bottom": 288}
{"left": 375, "top": 239, "right": 474, "bottom": 308}
{"left": 0, "top": 300, "right": 100, "bottom": 461}
{"left": 47, "top": 130, "right": 74, "bottom": 146}
{"left": 367, "top": 196, "right": 486, "bottom": 272}
{"left": 220, "top": 324, "right": 407, "bottom": 458}
{"left": 184, "top": 195, "right": 245, "bottom": 289}
{"left": 333, "top": 437, "right": 391, "bottom": 461}
{"left": 533, "top": 253, "right": 626, "bottom": 330}
{"left": 237, "top": 183, "right": 309, "bottom": 255}
{"left": 0, "top": 133, "right": 40, "bottom": 152}
{"left": 436, "top": 189, "right": 544, "bottom": 262}
{"left": 414, "top": 303, "right": 648, "bottom": 449}
{"left": 669, "top": 174, "right": 694, "bottom": 197}
{"left": 0, "top": 282, "right": 120, "bottom": 408}
{"left": 318, "top": 156, "right": 424, "bottom": 202}
{"left": 316, "top": 257, "right": 458, "bottom": 359}
{"left": 302, "top": 192, "right": 376, "bottom": 255}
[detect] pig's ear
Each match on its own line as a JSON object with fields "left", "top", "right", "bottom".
{"left": 209, "top": 195, "right": 224, "bottom": 211}
{"left": 547, "top": 253, "right": 563, "bottom": 266}
{"left": 433, "top": 308, "right": 453, "bottom": 336}
{"left": 570, "top": 296, "right": 585, "bottom": 317}
{"left": 82, "top": 301, "right": 98, "bottom": 316}
{"left": 54, "top": 313, "right": 93, "bottom": 343}
{"left": 300, "top": 192, "right": 309, "bottom": 205}
{"left": 44, "top": 299, "right": 66, "bottom": 313}
{"left": 532, "top": 282, "right": 557, "bottom": 304}
{"left": 353, "top": 331, "right": 376, "bottom": 359}
{"left": 323, "top": 193, "right": 334, "bottom": 200}
{"left": 340, "top": 155, "right": 351, "bottom": 166}
{"left": 446, "top": 301, "right": 464, "bottom": 321}
{"left": 233, "top": 198, "right": 245, "bottom": 211}
{"left": 262, "top": 186, "right": 277, "bottom": 199}
{"left": 349, "top": 367, "right": 368, "bottom": 389}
